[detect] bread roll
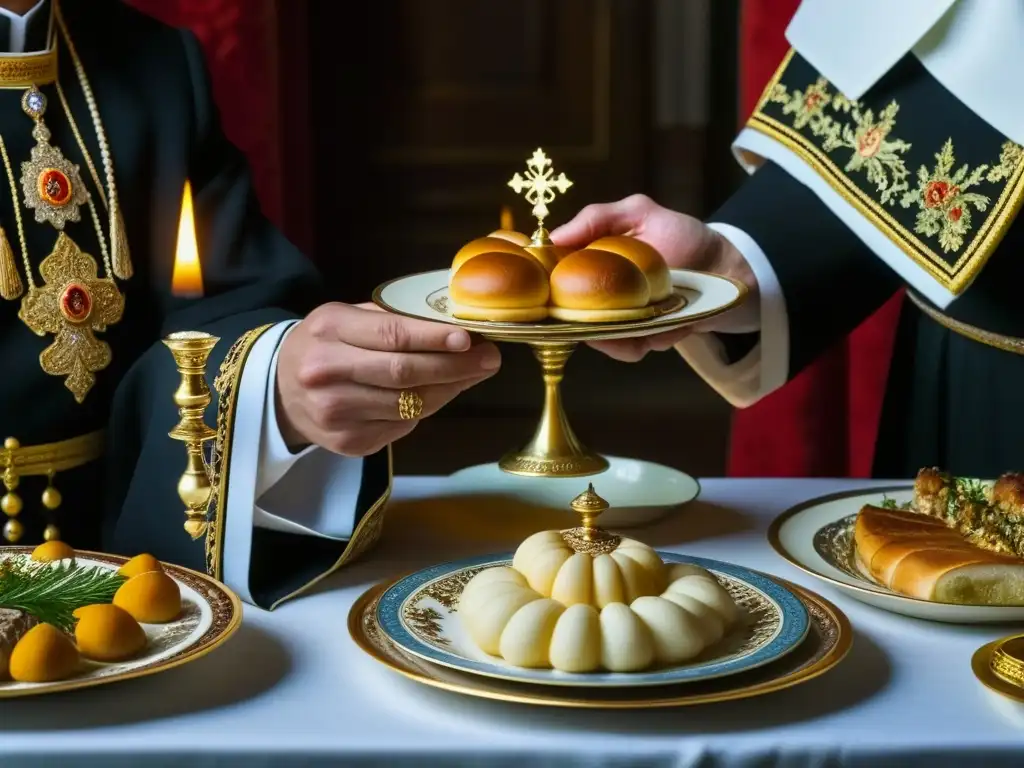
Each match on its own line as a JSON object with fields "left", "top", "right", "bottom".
{"left": 548, "top": 249, "right": 654, "bottom": 322}
{"left": 489, "top": 229, "right": 532, "bottom": 247}
{"left": 853, "top": 505, "right": 1024, "bottom": 605}
{"left": 452, "top": 236, "right": 531, "bottom": 275}
{"left": 588, "top": 235, "right": 673, "bottom": 302}
{"left": 449, "top": 251, "right": 549, "bottom": 322}
{"left": 523, "top": 244, "right": 571, "bottom": 274}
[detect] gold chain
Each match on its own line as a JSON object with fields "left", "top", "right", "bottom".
{"left": 0, "top": 1, "right": 125, "bottom": 288}
{"left": 0, "top": 136, "right": 33, "bottom": 289}
{"left": 53, "top": 3, "right": 126, "bottom": 274}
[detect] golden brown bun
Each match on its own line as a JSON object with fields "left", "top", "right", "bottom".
{"left": 523, "top": 244, "right": 571, "bottom": 274}
{"left": 548, "top": 249, "right": 650, "bottom": 322}
{"left": 449, "top": 252, "right": 549, "bottom": 322}
{"left": 452, "top": 237, "right": 531, "bottom": 274}
{"left": 587, "top": 235, "right": 673, "bottom": 302}
{"left": 489, "top": 229, "right": 532, "bottom": 247}
{"left": 853, "top": 505, "right": 1024, "bottom": 604}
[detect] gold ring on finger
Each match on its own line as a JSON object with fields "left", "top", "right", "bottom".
{"left": 398, "top": 389, "right": 424, "bottom": 420}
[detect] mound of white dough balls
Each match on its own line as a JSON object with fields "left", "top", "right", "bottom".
{"left": 458, "top": 530, "right": 741, "bottom": 673}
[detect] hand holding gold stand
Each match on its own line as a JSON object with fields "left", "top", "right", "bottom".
{"left": 162, "top": 331, "right": 219, "bottom": 539}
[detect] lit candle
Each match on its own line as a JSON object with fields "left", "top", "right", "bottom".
{"left": 171, "top": 180, "right": 203, "bottom": 297}
{"left": 500, "top": 205, "right": 513, "bottom": 231}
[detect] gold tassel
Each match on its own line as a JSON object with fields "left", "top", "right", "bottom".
{"left": 0, "top": 226, "right": 23, "bottom": 300}
{"left": 111, "top": 207, "right": 133, "bottom": 280}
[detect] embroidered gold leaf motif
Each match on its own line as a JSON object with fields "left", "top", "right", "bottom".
{"left": 900, "top": 140, "right": 991, "bottom": 253}
{"left": 772, "top": 77, "right": 836, "bottom": 136}
{"left": 822, "top": 101, "right": 911, "bottom": 205}
{"left": 986, "top": 141, "right": 1024, "bottom": 183}
{"left": 18, "top": 233, "right": 124, "bottom": 403}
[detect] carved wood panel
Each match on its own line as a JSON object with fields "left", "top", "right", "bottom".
{"left": 309, "top": 0, "right": 647, "bottom": 302}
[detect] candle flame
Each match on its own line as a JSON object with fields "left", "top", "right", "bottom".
{"left": 171, "top": 180, "right": 203, "bottom": 297}
{"left": 500, "top": 205, "right": 513, "bottom": 231}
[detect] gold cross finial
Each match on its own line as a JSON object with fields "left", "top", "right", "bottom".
{"left": 507, "top": 148, "right": 573, "bottom": 244}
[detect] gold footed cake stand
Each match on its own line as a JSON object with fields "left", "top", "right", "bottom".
{"left": 373, "top": 148, "right": 747, "bottom": 480}
{"left": 497, "top": 340, "right": 605, "bottom": 477}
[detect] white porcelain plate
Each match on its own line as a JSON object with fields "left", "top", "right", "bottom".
{"left": 375, "top": 552, "right": 810, "bottom": 688}
{"left": 372, "top": 269, "right": 746, "bottom": 343}
{"left": 447, "top": 457, "right": 700, "bottom": 528}
{"left": 768, "top": 486, "right": 1024, "bottom": 623}
{"left": 0, "top": 548, "right": 241, "bottom": 698}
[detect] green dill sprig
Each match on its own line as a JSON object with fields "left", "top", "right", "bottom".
{"left": 879, "top": 495, "right": 911, "bottom": 510}
{"left": 954, "top": 477, "right": 989, "bottom": 505}
{"left": 0, "top": 556, "right": 125, "bottom": 632}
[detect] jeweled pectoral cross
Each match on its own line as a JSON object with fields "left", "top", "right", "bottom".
{"left": 18, "top": 234, "right": 124, "bottom": 403}
{"left": 508, "top": 148, "right": 573, "bottom": 243}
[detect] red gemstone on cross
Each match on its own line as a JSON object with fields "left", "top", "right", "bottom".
{"left": 39, "top": 168, "right": 72, "bottom": 206}
{"left": 59, "top": 283, "right": 92, "bottom": 323}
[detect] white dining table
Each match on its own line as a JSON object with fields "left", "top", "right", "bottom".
{"left": 3, "top": 476, "right": 1024, "bottom": 768}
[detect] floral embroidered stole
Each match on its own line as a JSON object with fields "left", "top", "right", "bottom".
{"left": 747, "top": 50, "right": 1024, "bottom": 296}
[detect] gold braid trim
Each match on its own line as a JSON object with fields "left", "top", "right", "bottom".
{"left": 268, "top": 446, "right": 393, "bottom": 610}
{"left": 203, "top": 323, "right": 275, "bottom": 579}
{"left": 906, "top": 291, "right": 1024, "bottom": 355}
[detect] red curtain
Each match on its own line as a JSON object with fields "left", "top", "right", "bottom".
{"left": 726, "top": 0, "right": 903, "bottom": 478}
{"left": 126, "top": 0, "right": 283, "bottom": 226}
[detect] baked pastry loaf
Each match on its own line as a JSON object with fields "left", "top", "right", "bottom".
{"left": 449, "top": 251, "right": 549, "bottom": 322}
{"left": 451, "top": 236, "right": 532, "bottom": 275}
{"left": 588, "top": 235, "right": 673, "bottom": 302}
{"left": 489, "top": 229, "right": 532, "bottom": 247}
{"left": 548, "top": 249, "right": 654, "bottom": 322}
{"left": 854, "top": 505, "right": 1024, "bottom": 605}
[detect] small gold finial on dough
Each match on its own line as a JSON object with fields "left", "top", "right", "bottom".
{"left": 563, "top": 484, "right": 619, "bottom": 553}
{"left": 570, "top": 483, "right": 609, "bottom": 536}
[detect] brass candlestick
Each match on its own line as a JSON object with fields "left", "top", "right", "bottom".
{"left": 162, "top": 331, "right": 219, "bottom": 539}
{"left": 499, "top": 149, "right": 608, "bottom": 478}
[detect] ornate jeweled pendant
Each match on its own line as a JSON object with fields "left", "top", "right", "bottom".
{"left": 18, "top": 87, "right": 89, "bottom": 230}
{"left": 18, "top": 233, "right": 124, "bottom": 403}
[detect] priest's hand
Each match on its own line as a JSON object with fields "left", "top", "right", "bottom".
{"left": 551, "top": 194, "right": 758, "bottom": 362}
{"left": 275, "top": 303, "right": 500, "bottom": 455}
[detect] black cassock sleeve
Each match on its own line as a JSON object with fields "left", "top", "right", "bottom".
{"left": 102, "top": 30, "right": 391, "bottom": 610}
{"left": 709, "top": 160, "right": 903, "bottom": 378}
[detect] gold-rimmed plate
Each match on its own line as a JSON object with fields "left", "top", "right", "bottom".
{"left": 372, "top": 269, "right": 746, "bottom": 343}
{"left": 373, "top": 553, "right": 810, "bottom": 689}
{"left": 768, "top": 486, "right": 1024, "bottom": 623}
{"left": 349, "top": 575, "right": 850, "bottom": 708}
{"left": 0, "top": 548, "right": 241, "bottom": 698}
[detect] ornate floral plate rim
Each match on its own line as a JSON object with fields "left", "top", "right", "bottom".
{"left": 768, "top": 485, "right": 1024, "bottom": 623}
{"left": 349, "top": 575, "right": 850, "bottom": 708}
{"left": 372, "top": 269, "right": 747, "bottom": 342}
{"left": 0, "top": 547, "right": 242, "bottom": 698}
{"left": 374, "top": 552, "right": 810, "bottom": 688}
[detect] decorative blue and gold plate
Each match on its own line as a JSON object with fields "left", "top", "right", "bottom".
{"left": 375, "top": 552, "right": 810, "bottom": 688}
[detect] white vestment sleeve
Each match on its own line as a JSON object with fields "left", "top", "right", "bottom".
{"left": 220, "top": 320, "right": 364, "bottom": 604}
{"left": 673, "top": 222, "right": 790, "bottom": 408}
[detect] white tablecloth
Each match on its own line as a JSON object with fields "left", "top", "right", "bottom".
{"left": 4, "top": 477, "right": 1024, "bottom": 767}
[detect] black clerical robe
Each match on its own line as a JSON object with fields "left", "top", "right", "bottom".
{"left": 0, "top": 0, "right": 390, "bottom": 608}
{"left": 691, "top": 42, "right": 1024, "bottom": 479}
